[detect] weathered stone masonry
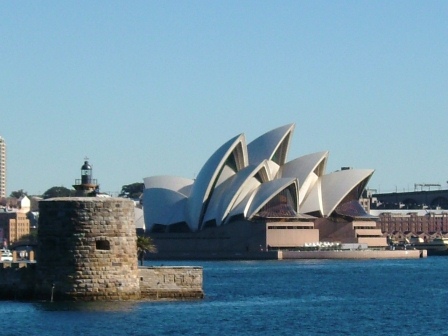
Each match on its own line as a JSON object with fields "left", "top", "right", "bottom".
{"left": 139, "top": 266, "right": 203, "bottom": 299}
{"left": 0, "top": 197, "right": 204, "bottom": 301}
{"left": 35, "top": 198, "right": 140, "bottom": 301}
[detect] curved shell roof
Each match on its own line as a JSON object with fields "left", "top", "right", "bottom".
{"left": 247, "top": 124, "right": 294, "bottom": 166}
{"left": 142, "top": 188, "right": 188, "bottom": 231}
{"left": 247, "top": 178, "right": 299, "bottom": 220}
{"left": 144, "top": 175, "right": 193, "bottom": 197}
{"left": 300, "top": 168, "right": 374, "bottom": 217}
{"left": 202, "top": 161, "right": 271, "bottom": 226}
{"left": 143, "top": 123, "right": 375, "bottom": 232}
{"left": 319, "top": 169, "right": 374, "bottom": 216}
{"left": 187, "top": 134, "right": 247, "bottom": 230}
{"left": 278, "top": 151, "right": 328, "bottom": 205}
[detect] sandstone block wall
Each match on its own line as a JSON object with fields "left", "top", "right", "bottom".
{"left": 0, "top": 263, "right": 205, "bottom": 301}
{"left": 35, "top": 198, "right": 140, "bottom": 301}
{"left": 139, "top": 266, "right": 204, "bottom": 299}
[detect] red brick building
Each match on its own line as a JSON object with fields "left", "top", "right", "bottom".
{"left": 370, "top": 210, "right": 448, "bottom": 242}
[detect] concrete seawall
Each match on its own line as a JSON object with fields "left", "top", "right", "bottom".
{"left": 280, "top": 249, "right": 426, "bottom": 259}
{"left": 147, "top": 249, "right": 426, "bottom": 260}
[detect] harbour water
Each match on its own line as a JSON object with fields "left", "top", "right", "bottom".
{"left": 1, "top": 257, "right": 448, "bottom": 335}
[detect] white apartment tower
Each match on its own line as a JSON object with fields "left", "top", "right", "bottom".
{"left": 0, "top": 136, "right": 5, "bottom": 198}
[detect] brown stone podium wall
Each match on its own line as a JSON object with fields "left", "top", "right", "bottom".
{"left": 35, "top": 198, "right": 140, "bottom": 301}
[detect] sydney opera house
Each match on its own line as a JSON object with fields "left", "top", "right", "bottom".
{"left": 143, "top": 124, "right": 387, "bottom": 258}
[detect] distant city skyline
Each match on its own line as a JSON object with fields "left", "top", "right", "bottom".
{"left": 1, "top": 2, "right": 447, "bottom": 196}
{"left": 0, "top": 136, "right": 6, "bottom": 198}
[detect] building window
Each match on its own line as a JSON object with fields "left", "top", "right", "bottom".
{"left": 96, "top": 240, "right": 110, "bottom": 250}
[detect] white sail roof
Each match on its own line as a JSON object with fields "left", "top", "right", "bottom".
{"left": 142, "top": 188, "right": 188, "bottom": 231}
{"left": 187, "top": 134, "right": 247, "bottom": 231}
{"left": 142, "top": 123, "right": 375, "bottom": 232}
{"left": 247, "top": 124, "right": 294, "bottom": 166}
{"left": 203, "top": 161, "right": 271, "bottom": 226}
{"left": 278, "top": 151, "right": 328, "bottom": 205}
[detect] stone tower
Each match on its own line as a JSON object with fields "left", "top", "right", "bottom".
{"left": 36, "top": 197, "right": 140, "bottom": 301}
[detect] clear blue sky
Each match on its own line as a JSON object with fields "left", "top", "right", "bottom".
{"left": 1, "top": 1, "right": 447, "bottom": 196}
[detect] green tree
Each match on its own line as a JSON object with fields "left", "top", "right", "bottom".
{"left": 119, "top": 182, "right": 144, "bottom": 199}
{"left": 136, "top": 235, "right": 156, "bottom": 266}
{"left": 42, "top": 186, "right": 76, "bottom": 199}
{"left": 13, "top": 231, "right": 38, "bottom": 245}
{"left": 9, "top": 189, "right": 28, "bottom": 198}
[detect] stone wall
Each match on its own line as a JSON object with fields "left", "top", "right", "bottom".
{"left": 0, "top": 263, "right": 205, "bottom": 301}
{"left": 139, "top": 266, "right": 204, "bottom": 299}
{"left": 0, "top": 263, "right": 36, "bottom": 300}
{"left": 35, "top": 198, "right": 140, "bottom": 301}
{"left": 0, "top": 198, "right": 205, "bottom": 302}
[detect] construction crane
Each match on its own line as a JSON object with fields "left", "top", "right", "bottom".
{"left": 414, "top": 183, "right": 441, "bottom": 191}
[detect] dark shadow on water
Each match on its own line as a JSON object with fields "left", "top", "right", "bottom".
{"left": 33, "top": 301, "right": 140, "bottom": 312}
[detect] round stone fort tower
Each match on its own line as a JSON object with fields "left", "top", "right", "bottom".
{"left": 36, "top": 197, "right": 140, "bottom": 301}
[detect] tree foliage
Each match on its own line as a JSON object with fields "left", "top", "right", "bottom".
{"left": 136, "top": 235, "right": 156, "bottom": 265}
{"left": 119, "top": 182, "right": 144, "bottom": 199}
{"left": 42, "top": 186, "right": 76, "bottom": 199}
{"left": 13, "top": 231, "right": 38, "bottom": 245}
{"left": 9, "top": 189, "right": 28, "bottom": 198}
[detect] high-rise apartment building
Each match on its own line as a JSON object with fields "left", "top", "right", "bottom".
{"left": 0, "top": 136, "right": 5, "bottom": 198}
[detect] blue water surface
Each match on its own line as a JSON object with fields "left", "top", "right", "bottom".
{"left": 1, "top": 257, "right": 448, "bottom": 336}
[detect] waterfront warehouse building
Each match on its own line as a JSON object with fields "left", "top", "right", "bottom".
{"left": 143, "top": 124, "right": 387, "bottom": 258}
{"left": 369, "top": 189, "right": 448, "bottom": 243}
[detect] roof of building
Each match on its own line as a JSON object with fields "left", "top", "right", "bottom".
{"left": 143, "top": 123, "right": 374, "bottom": 232}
